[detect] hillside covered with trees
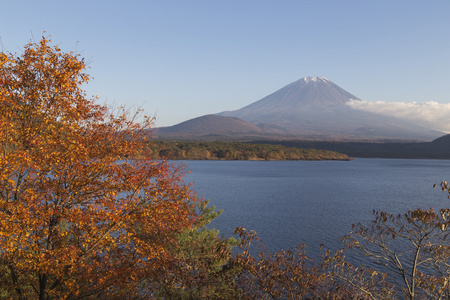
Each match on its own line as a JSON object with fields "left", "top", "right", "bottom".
{"left": 143, "top": 141, "right": 350, "bottom": 161}
{"left": 254, "top": 137, "right": 450, "bottom": 159}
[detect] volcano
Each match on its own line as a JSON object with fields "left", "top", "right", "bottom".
{"left": 218, "top": 77, "right": 442, "bottom": 141}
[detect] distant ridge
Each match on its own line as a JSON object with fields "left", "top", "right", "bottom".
{"left": 429, "top": 134, "right": 450, "bottom": 148}
{"left": 152, "top": 114, "right": 265, "bottom": 139}
{"left": 259, "top": 134, "right": 450, "bottom": 159}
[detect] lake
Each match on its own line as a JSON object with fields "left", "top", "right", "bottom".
{"left": 180, "top": 158, "right": 450, "bottom": 262}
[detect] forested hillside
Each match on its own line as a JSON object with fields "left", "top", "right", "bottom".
{"left": 141, "top": 141, "right": 350, "bottom": 161}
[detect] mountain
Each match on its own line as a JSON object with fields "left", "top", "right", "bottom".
{"left": 429, "top": 134, "right": 450, "bottom": 148}
{"left": 218, "top": 77, "right": 442, "bottom": 141}
{"left": 154, "top": 77, "right": 443, "bottom": 141}
{"left": 152, "top": 114, "right": 266, "bottom": 140}
{"left": 224, "top": 76, "right": 359, "bottom": 112}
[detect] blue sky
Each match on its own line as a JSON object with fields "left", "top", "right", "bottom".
{"left": 2, "top": 1, "right": 450, "bottom": 128}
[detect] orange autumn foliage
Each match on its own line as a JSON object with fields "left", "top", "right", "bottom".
{"left": 0, "top": 37, "right": 202, "bottom": 298}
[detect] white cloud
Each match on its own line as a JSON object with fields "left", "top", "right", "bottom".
{"left": 346, "top": 100, "right": 450, "bottom": 133}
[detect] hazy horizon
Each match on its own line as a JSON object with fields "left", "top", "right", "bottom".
{"left": 2, "top": 1, "right": 450, "bottom": 128}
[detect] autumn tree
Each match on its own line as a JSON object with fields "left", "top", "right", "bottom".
{"left": 228, "top": 227, "right": 385, "bottom": 300}
{"left": 0, "top": 37, "right": 204, "bottom": 299}
{"left": 322, "top": 247, "right": 396, "bottom": 299}
{"left": 343, "top": 207, "right": 450, "bottom": 299}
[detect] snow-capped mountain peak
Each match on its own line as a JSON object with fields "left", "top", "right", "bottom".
{"left": 303, "top": 76, "right": 329, "bottom": 83}
{"left": 217, "top": 76, "right": 442, "bottom": 140}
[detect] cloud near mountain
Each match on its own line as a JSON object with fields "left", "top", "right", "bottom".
{"left": 346, "top": 100, "right": 450, "bottom": 133}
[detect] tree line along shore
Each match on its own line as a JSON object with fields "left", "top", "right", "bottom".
{"left": 141, "top": 141, "right": 351, "bottom": 161}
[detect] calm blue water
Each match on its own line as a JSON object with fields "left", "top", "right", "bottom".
{"left": 179, "top": 159, "right": 450, "bottom": 261}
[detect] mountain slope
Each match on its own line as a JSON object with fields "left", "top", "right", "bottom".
{"left": 233, "top": 76, "right": 358, "bottom": 110}
{"left": 153, "top": 114, "right": 265, "bottom": 140}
